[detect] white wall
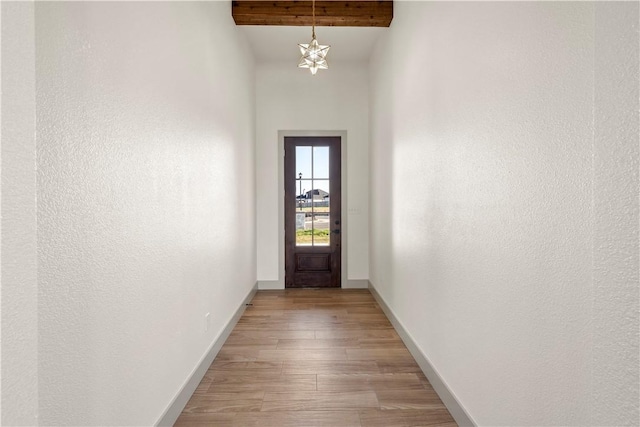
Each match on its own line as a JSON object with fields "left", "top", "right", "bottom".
{"left": 2, "top": 2, "right": 256, "bottom": 425}
{"left": 369, "top": 2, "right": 639, "bottom": 426}
{"left": 592, "top": 3, "right": 640, "bottom": 425}
{"left": 256, "top": 62, "right": 369, "bottom": 288}
{"left": 1, "top": 2, "right": 39, "bottom": 425}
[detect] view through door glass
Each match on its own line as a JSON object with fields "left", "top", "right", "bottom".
{"left": 295, "top": 146, "right": 330, "bottom": 246}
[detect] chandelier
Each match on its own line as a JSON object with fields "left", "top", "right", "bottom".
{"left": 298, "top": 0, "right": 330, "bottom": 75}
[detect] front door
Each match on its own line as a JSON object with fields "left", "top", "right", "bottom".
{"left": 284, "top": 137, "right": 341, "bottom": 288}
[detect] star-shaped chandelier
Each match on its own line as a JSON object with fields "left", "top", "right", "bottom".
{"left": 298, "top": 0, "right": 330, "bottom": 75}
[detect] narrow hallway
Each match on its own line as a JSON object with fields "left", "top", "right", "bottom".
{"left": 2, "top": 2, "right": 638, "bottom": 425}
{"left": 175, "top": 289, "right": 455, "bottom": 426}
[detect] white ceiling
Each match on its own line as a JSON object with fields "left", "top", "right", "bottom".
{"left": 238, "top": 26, "right": 387, "bottom": 63}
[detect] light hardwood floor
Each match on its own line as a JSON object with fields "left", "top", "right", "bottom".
{"left": 175, "top": 289, "right": 456, "bottom": 427}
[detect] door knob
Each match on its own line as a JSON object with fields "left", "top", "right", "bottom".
{"left": 332, "top": 229, "right": 340, "bottom": 234}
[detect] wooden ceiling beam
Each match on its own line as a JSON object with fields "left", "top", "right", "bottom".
{"left": 232, "top": 1, "right": 393, "bottom": 27}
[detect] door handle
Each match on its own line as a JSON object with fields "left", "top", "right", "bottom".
{"left": 332, "top": 229, "right": 340, "bottom": 234}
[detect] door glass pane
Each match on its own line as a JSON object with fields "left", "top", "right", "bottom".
{"left": 310, "top": 180, "right": 330, "bottom": 208}
{"left": 313, "top": 146, "right": 329, "bottom": 179}
{"left": 312, "top": 212, "right": 330, "bottom": 246}
{"left": 296, "top": 179, "right": 312, "bottom": 211}
{"left": 296, "top": 211, "right": 312, "bottom": 246}
{"left": 296, "top": 146, "right": 312, "bottom": 180}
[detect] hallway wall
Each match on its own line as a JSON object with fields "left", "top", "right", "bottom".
{"left": 2, "top": 2, "right": 255, "bottom": 425}
{"left": 1, "top": 2, "right": 38, "bottom": 424}
{"left": 256, "top": 63, "right": 369, "bottom": 287}
{"left": 369, "top": 2, "right": 639, "bottom": 426}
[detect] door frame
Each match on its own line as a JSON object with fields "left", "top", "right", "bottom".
{"left": 276, "top": 130, "right": 348, "bottom": 289}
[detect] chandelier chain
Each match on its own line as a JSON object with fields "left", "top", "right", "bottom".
{"left": 312, "top": 0, "right": 316, "bottom": 39}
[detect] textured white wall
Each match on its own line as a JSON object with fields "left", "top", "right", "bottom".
{"left": 1, "top": 2, "right": 39, "bottom": 425}
{"left": 592, "top": 4, "right": 640, "bottom": 425}
{"left": 256, "top": 63, "right": 369, "bottom": 287}
{"left": 369, "top": 2, "right": 639, "bottom": 426}
{"left": 33, "top": 2, "right": 255, "bottom": 425}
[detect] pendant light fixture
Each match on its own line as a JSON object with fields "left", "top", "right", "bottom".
{"left": 298, "top": 0, "right": 330, "bottom": 75}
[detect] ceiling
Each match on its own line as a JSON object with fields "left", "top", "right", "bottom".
{"left": 233, "top": 1, "right": 392, "bottom": 64}
{"left": 238, "top": 26, "right": 387, "bottom": 63}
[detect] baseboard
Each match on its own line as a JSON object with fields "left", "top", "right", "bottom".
{"left": 368, "top": 281, "right": 476, "bottom": 427}
{"left": 344, "top": 279, "right": 369, "bottom": 289}
{"left": 156, "top": 282, "right": 258, "bottom": 426}
{"left": 258, "top": 280, "right": 284, "bottom": 290}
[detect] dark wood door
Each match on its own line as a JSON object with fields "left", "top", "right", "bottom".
{"left": 285, "top": 137, "right": 341, "bottom": 288}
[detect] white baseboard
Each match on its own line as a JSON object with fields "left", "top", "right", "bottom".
{"left": 344, "top": 279, "right": 370, "bottom": 289}
{"left": 156, "top": 282, "right": 258, "bottom": 426}
{"left": 258, "top": 280, "right": 284, "bottom": 290}
{"left": 368, "top": 281, "right": 476, "bottom": 427}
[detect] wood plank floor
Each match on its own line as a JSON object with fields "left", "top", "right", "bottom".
{"left": 175, "top": 289, "right": 456, "bottom": 427}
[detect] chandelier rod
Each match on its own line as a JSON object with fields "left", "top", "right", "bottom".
{"left": 312, "top": 0, "right": 316, "bottom": 39}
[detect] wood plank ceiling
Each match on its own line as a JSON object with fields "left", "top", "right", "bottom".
{"left": 232, "top": 1, "right": 393, "bottom": 27}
